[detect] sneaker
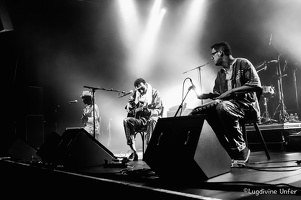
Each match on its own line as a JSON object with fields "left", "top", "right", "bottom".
{"left": 232, "top": 147, "right": 250, "bottom": 164}
{"left": 128, "top": 152, "right": 138, "bottom": 161}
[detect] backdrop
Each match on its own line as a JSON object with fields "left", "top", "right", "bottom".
{"left": 2, "top": 0, "right": 301, "bottom": 154}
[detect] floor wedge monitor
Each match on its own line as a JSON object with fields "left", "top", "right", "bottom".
{"left": 58, "top": 128, "right": 117, "bottom": 169}
{"left": 144, "top": 115, "right": 231, "bottom": 183}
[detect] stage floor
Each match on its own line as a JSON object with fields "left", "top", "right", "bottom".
{"left": 1, "top": 150, "right": 301, "bottom": 199}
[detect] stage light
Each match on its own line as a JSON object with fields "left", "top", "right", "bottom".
{"left": 128, "top": 0, "right": 167, "bottom": 76}
{"left": 115, "top": 0, "right": 212, "bottom": 113}
{"left": 116, "top": 0, "right": 141, "bottom": 50}
{"left": 156, "top": 0, "right": 211, "bottom": 111}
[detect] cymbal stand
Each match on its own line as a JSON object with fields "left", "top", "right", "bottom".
{"left": 271, "top": 53, "right": 289, "bottom": 123}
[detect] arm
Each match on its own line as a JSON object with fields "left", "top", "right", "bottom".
{"left": 147, "top": 89, "right": 163, "bottom": 117}
{"left": 85, "top": 104, "right": 100, "bottom": 124}
{"left": 125, "top": 95, "right": 136, "bottom": 117}
{"left": 197, "top": 92, "right": 219, "bottom": 99}
{"left": 217, "top": 85, "right": 262, "bottom": 100}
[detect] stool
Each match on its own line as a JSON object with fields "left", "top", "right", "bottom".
{"left": 241, "top": 111, "right": 271, "bottom": 160}
{"left": 135, "top": 127, "right": 147, "bottom": 160}
{"left": 135, "top": 106, "right": 164, "bottom": 160}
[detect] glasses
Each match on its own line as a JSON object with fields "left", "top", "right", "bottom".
{"left": 135, "top": 86, "right": 142, "bottom": 90}
{"left": 135, "top": 85, "right": 144, "bottom": 92}
{"left": 211, "top": 51, "right": 219, "bottom": 56}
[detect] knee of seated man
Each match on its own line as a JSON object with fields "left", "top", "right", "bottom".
{"left": 215, "top": 102, "right": 225, "bottom": 112}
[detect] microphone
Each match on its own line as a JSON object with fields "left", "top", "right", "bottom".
{"left": 269, "top": 34, "right": 273, "bottom": 46}
{"left": 119, "top": 90, "right": 133, "bottom": 98}
{"left": 69, "top": 100, "right": 78, "bottom": 104}
{"left": 188, "top": 78, "right": 196, "bottom": 91}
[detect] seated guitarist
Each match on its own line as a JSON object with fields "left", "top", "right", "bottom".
{"left": 123, "top": 78, "right": 163, "bottom": 161}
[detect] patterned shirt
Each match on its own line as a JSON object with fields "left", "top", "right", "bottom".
{"left": 213, "top": 57, "right": 262, "bottom": 118}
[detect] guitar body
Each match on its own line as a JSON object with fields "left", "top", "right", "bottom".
{"left": 127, "top": 101, "right": 152, "bottom": 119}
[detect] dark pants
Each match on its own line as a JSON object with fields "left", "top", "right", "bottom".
{"left": 123, "top": 117, "right": 146, "bottom": 146}
{"left": 190, "top": 100, "right": 250, "bottom": 158}
{"left": 123, "top": 116, "right": 159, "bottom": 146}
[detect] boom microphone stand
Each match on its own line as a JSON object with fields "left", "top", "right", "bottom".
{"left": 183, "top": 61, "right": 212, "bottom": 106}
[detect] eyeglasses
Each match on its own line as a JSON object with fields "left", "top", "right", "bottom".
{"left": 135, "top": 85, "right": 144, "bottom": 92}
{"left": 211, "top": 51, "right": 219, "bottom": 56}
{"left": 135, "top": 86, "right": 142, "bottom": 90}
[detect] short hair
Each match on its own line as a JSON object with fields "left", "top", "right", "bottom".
{"left": 134, "top": 78, "right": 146, "bottom": 87}
{"left": 210, "top": 41, "right": 232, "bottom": 56}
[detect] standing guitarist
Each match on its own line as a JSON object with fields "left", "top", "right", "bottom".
{"left": 123, "top": 78, "right": 163, "bottom": 161}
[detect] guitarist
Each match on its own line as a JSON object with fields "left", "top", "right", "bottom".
{"left": 123, "top": 78, "right": 163, "bottom": 161}
{"left": 80, "top": 91, "right": 101, "bottom": 140}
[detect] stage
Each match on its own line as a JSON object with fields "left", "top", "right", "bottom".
{"left": 246, "top": 122, "right": 301, "bottom": 132}
{"left": 1, "top": 150, "right": 301, "bottom": 199}
{"left": 1, "top": 118, "right": 300, "bottom": 199}
{"left": 245, "top": 122, "right": 301, "bottom": 151}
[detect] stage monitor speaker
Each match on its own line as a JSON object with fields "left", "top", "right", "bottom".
{"left": 7, "top": 138, "right": 40, "bottom": 163}
{"left": 36, "top": 132, "right": 63, "bottom": 164}
{"left": 144, "top": 115, "right": 231, "bottom": 183}
{"left": 58, "top": 128, "right": 117, "bottom": 169}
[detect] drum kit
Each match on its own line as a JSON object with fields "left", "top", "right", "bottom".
{"left": 255, "top": 58, "right": 295, "bottom": 124}
{"left": 258, "top": 34, "right": 301, "bottom": 124}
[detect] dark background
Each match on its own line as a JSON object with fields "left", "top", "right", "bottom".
{"left": 1, "top": 0, "right": 300, "bottom": 155}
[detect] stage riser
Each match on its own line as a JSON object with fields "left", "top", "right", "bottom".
{"left": 246, "top": 128, "right": 301, "bottom": 151}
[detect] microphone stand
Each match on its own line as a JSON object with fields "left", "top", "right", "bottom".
{"left": 83, "top": 85, "right": 128, "bottom": 138}
{"left": 101, "top": 88, "right": 128, "bottom": 97}
{"left": 197, "top": 66, "right": 204, "bottom": 105}
{"left": 174, "top": 88, "right": 191, "bottom": 117}
{"left": 174, "top": 78, "right": 192, "bottom": 117}
{"left": 183, "top": 61, "right": 212, "bottom": 74}
{"left": 183, "top": 61, "right": 212, "bottom": 106}
{"left": 270, "top": 51, "right": 289, "bottom": 123}
{"left": 292, "top": 68, "right": 299, "bottom": 111}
